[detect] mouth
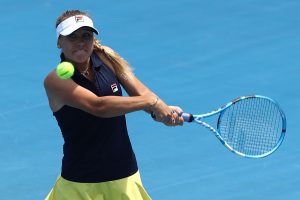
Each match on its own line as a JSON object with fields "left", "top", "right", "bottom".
{"left": 72, "top": 49, "right": 89, "bottom": 57}
{"left": 74, "top": 49, "right": 87, "bottom": 53}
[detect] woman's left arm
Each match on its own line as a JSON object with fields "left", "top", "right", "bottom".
{"left": 118, "top": 72, "right": 154, "bottom": 105}
{"left": 117, "top": 72, "right": 184, "bottom": 126}
{"left": 98, "top": 50, "right": 183, "bottom": 125}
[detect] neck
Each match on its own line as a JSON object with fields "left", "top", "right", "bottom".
{"left": 62, "top": 55, "right": 92, "bottom": 77}
{"left": 76, "top": 59, "right": 92, "bottom": 78}
{"left": 75, "top": 59, "right": 90, "bottom": 71}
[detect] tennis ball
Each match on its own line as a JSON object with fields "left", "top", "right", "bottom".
{"left": 56, "top": 62, "right": 75, "bottom": 79}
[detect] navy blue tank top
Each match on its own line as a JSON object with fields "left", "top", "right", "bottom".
{"left": 53, "top": 52, "right": 138, "bottom": 183}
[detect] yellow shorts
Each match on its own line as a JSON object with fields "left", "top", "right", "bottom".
{"left": 45, "top": 171, "right": 151, "bottom": 200}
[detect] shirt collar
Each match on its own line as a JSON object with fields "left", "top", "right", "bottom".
{"left": 90, "top": 52, "right": 104, "bottom": 69}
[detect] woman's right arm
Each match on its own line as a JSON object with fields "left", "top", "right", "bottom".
{"left": 44, "top": 70, "right": 157, "bottom": 118}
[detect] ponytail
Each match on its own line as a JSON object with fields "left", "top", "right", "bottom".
{"left": 93, "top": 39, "right": 133, "bottom": 76}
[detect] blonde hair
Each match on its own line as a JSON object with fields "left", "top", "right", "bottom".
{"left": 56, "top": 10, "right": 133, "bottom": 76}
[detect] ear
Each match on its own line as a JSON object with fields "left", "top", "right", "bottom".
{"left": 57, "top": 38, "right": 62, "bottom": 49}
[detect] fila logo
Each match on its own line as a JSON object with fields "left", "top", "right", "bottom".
{"left": 75, "top": 15, "right": 84, "bottom": 23}
{"left": 111, "top": 83, "right": 119, "bottom": 93}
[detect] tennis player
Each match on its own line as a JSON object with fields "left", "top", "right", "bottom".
{"left": 44, "top": 10, "right": 184, "bottom": 200}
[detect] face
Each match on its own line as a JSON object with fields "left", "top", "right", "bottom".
{"left": 58, "top": 27, "right": 94, "bottom": 65}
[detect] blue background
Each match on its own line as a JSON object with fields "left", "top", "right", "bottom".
{"left": 0, "top": 0, "right": 299, "bottom": 199}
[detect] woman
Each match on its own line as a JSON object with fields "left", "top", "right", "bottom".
{"left": 44, "top": 10, "right": 184, "bottom": 200}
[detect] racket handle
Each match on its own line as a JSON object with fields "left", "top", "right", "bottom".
{"left": 181, "top": 113, "right": 194, "bottom": 122}
{"left": 151, "top": 112, "right": 194, "bottom": 122}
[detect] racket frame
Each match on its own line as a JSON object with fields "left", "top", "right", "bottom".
{"left": 182, "top": 95, "right": 286, "bottom": 158}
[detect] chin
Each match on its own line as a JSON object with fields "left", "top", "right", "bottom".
{"left": 73, "top": 53, "right": 90, "bottom": 62}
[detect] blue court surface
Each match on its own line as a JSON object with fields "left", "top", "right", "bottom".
{"left": 0, "top": 0, "right": 299, "bottom": 199}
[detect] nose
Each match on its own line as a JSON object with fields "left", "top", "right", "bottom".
{"left": 74, "top": 38, "right": 86, "bottom": 47}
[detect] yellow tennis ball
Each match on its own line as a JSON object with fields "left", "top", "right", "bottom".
{"left": 56, "top": 62, "right": 75, "bottom": 79}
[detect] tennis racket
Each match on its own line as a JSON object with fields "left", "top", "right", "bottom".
{"left": 181, "top": 95, "right": 286, "bottom": 158}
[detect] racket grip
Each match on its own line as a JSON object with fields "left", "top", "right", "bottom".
{"left": 151, "top": 112, "right": 194, "bottom": 122}
{"left": 181, "top": 113, "right": 194, "bottom": 122}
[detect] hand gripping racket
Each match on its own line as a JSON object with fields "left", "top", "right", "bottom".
{"left": 182, "top": 95, "right": 286, "bottom": 158}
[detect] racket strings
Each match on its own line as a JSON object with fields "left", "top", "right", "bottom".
{"left": 219, "top": 98, "right": 283, "bottom": 156}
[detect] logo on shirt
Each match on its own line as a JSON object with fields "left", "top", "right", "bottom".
{"left": 111, "top": 83, "right": 119, "bottom": 93}
{"left": 75, "top": 15, "right": 84, "bottom": 23}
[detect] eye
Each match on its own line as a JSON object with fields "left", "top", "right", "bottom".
{"left": 82, "top": 32, "right": 93, "bottom": 41}
{"left": 67, "top": 33, "right": 77, "bottom": 41}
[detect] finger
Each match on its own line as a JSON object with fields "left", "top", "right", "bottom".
{"left": 173, "top": 115, "right": 183, "bottom": 126}
{"left": 171, "top": 110, "right": 181, "bottom": 121}
{"left": 169, "top": 106, "right": 183, "bottom": 115}
{"left": 170, "top": 110, "right": 184, "bottom": 126}
{"left": 162, "top": 116, "right": 174, "bottom": 126}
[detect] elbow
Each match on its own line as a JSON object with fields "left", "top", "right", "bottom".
{"left": 86, "top": 98, "right": 115, "bottom": 118}
{"left": 87, "top": 104, "right": 111, "bottom": 118}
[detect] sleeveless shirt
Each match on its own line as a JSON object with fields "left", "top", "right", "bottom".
{"left": 53, "top": 52, "right": 138, "bottom": 183}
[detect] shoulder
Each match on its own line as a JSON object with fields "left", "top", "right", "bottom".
{"left": 44, "top": 70, "right": 56, "bottom": 89}
{"left": 44, "top": 69, "right": 80, "bottom": 94}
{"left": 43, "top": 70, "right": 82, "bottom": 112}
{"left": 43, "top": 70, "right": 62, "bottom": 112}
{"left": 44, "top": 70, "right": 68, "bottom": 91}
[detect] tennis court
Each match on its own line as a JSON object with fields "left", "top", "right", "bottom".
{"left": 0, "top": 0, "right": 299, "bottom": 199}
